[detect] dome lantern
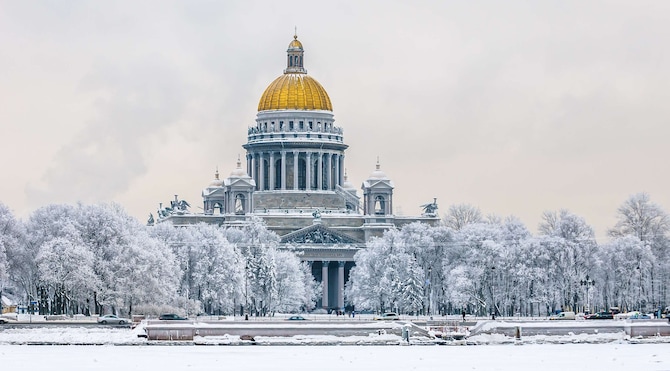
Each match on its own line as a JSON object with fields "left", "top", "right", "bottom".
{"left": 257, "top": 33, "right": 333, "bottom": 111}
{"left": 285, "top": 32, "right": 306, "bottom": 74}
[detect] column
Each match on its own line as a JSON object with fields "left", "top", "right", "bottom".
{"left": 259, "top": 153, "right": 265, "bottom": 191}
{"left": 317, "top": 152, "right": 323, "bottom": 190}
{"left": 247, "top": 154, "right": 252, "bottom": 179}
{"left": 325, "top": 153, "right": 331, "bottom": 190}
{"left": 306, "top": 152, "right": 312, "bottom": 190}
{"left": 249, "top": 154, "right": 255, "bottom": 188}
{"left": 293, "top": 152, "right": 299, "bottom": 190}
{"left": 281, "top": 151, "right": 287, "bottom": 190}
{"left": 321, "top": 261, "right": 329, "bottom": 309}
{"left": 334, "top": 154, "right": 340, "bottom": 188}
{"left": 338, "top": 261, "right": 345, "bottom": 310}
{"left": 339, "top": 155, "right": 344, "bottom": 186}
{"left": 269, "top": 152, "right": 275, "bottom": 190}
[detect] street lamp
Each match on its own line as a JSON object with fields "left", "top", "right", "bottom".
{"left": 491, "top": 266, "right": 496, "bottom": 319}
{"left": 580, "top": 275, "right": 595, "bottom": 314}
{"left": 636, "top": 265, "right": 642, "bottom": 312}
{"left": 244, "top": 261, "right": 249, "bottom": 320}
{"left": 427, "top": 267, "right": 432, "bottom": 316}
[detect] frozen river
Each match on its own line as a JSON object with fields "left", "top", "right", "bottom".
{"left": 1, "top": 343, "right": 669, "bottom": 371}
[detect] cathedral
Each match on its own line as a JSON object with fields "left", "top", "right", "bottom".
{"left": 157, "top": 34, "right": 440, "bottom": 311}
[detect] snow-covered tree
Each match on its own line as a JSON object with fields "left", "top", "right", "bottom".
{"left": 182, "top": 223, "right": 243, "bottom": 315}
{"left": 538, "top": 209, "right": 598, "bottom": 312}
{"left": 77, "top": 203, "right": 180, "bottom": 316}
{"left": 272, "top": 249, "right": 316, "bottom": 313}
{"left": 0, "top": 203, "right": 24, "bottom": 312}
{"left": 347, "top": 227, "right": 428, "bottom": 314}
{"left": 36, "top": 231, "right": 97, "bottom": 315}
{"left": 22, "top": 204, "right": 81, "bottom": 314}
{"left": 608, "top": 193, "right": 670, "bottom": 308}
{"left": 596, "top": 235, "right": 654, "bottom": 312}
{"left": 225, "top": 217, "right": 279, "bottom": 316}
{"left": 609, "top": 193, "right": 669, "bottom": 251}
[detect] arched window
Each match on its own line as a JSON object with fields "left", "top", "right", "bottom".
{"left": 235, "top": 194, "right": 245, "bottom": 215}
{"left": 374, "top": 195, "right": 385, "bottom": 215}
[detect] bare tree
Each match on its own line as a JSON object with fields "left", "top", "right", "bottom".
{"left": 443, "top": 204, "right": 483, "bottom": 231}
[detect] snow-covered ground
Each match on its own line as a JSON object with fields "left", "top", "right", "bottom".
{"left": 1, "top": 319, "right": 670, "bottom": 370}
{"left": 1, "top": 317, "right": 670, "bottom": 345}
{"left": 1, "top": 343, "right": 669, "bottom": 371}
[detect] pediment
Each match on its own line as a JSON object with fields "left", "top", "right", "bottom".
{"left": 363, "top": 179, "right": 394, "bottom": 190}
{"left": 203, "top": 188, "right": 225, "bottom": 197}
{"left": 281, "top": 224, "right": 362, "bottom": 244}
{"left": 225, "top": 177, "right": 256, "bottom": 188}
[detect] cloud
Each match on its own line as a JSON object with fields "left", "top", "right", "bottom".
{"left": 26, "top": 56, "right": 191, "bottom": 207}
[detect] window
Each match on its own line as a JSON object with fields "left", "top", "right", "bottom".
{"left": 374, "top": 196, "right": 385, "bottom": 215}
{"left": 235, "top": 195, "right": 245, "bottom": 215}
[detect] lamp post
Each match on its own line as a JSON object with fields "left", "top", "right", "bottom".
{"left": 580, "top": 275, "right": 595, "bottom": 314}
{"left": 244, "top": 261, "right": 249, "bottom": 320}
{"left": 636, "top": 265, "right": 642, "bottom": 312}
{"left": 427, "top": 267, "right": 433, "bottom": 316}
{"left": 491, "top": 266, "right": 496, "bottom": 319}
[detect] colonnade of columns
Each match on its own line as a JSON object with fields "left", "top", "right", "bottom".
{"left": 247, "top": 151, "right": 344, "bottom": 191}
{"left": 318, "top": 260, "right": 346, "bottom": 310}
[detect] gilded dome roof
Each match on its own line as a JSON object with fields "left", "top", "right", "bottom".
{"left": 288, "top": 38, "right": 303, "bottom": 49}
{"left": 258, "top": 73, "right": 332, "bottom": 111}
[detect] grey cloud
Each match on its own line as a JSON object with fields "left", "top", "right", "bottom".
{"left": 26, "top": 56, "right": 191, "bottom": 207}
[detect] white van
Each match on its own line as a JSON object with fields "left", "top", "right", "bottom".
{"left": 550, "top": 311, "right": 576, "bottom": 320}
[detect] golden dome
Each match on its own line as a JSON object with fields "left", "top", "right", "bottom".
{"left": 288, "top": 37, "right": 303, "bottom": 49}
{"left": 258, "top": 73, "right": 333, "bottom": 111}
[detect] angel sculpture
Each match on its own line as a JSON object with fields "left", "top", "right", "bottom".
{"left": 421, "top": 198, "right": 438, "bottom": 216}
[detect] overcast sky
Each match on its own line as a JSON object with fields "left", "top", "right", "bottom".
{"left": 1, "top": 0, "right": 668, "bottom": 240}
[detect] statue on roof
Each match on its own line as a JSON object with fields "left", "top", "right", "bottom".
{"left": 421, "top": 198, "right": 438, "bottom": 216}
{"left": 147, "top": 213, "right": 155, "bottom": 226}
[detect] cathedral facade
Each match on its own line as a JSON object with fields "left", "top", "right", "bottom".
{"left": 158, "top": 35, "right": 440, "bottom": 311}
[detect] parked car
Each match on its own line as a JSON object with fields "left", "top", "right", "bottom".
{"left": 629, "top": 312, "right": 651, "bottom": 320}
{"left": 286, "top": 315, "right": 307, "bottom": 321}
{"left": 373, "top": 312, "right": 400, "bottom": 321}
{"left": 586, "top": 311, "right": 614, "bottom": 320}
{"left": 615, "top": 311, "right": 643, "bottom": 320}
{"left": 0, "top": 318, "right": 9, "bottom": 324}
{"left": 549, "top": 311, "right": 576, "bottom": 320}
{"left": 97, "top": 314, "right": 129, "bottom": 325}
{"left": 159, "top": 313, "right": 188, "bottom": 320}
